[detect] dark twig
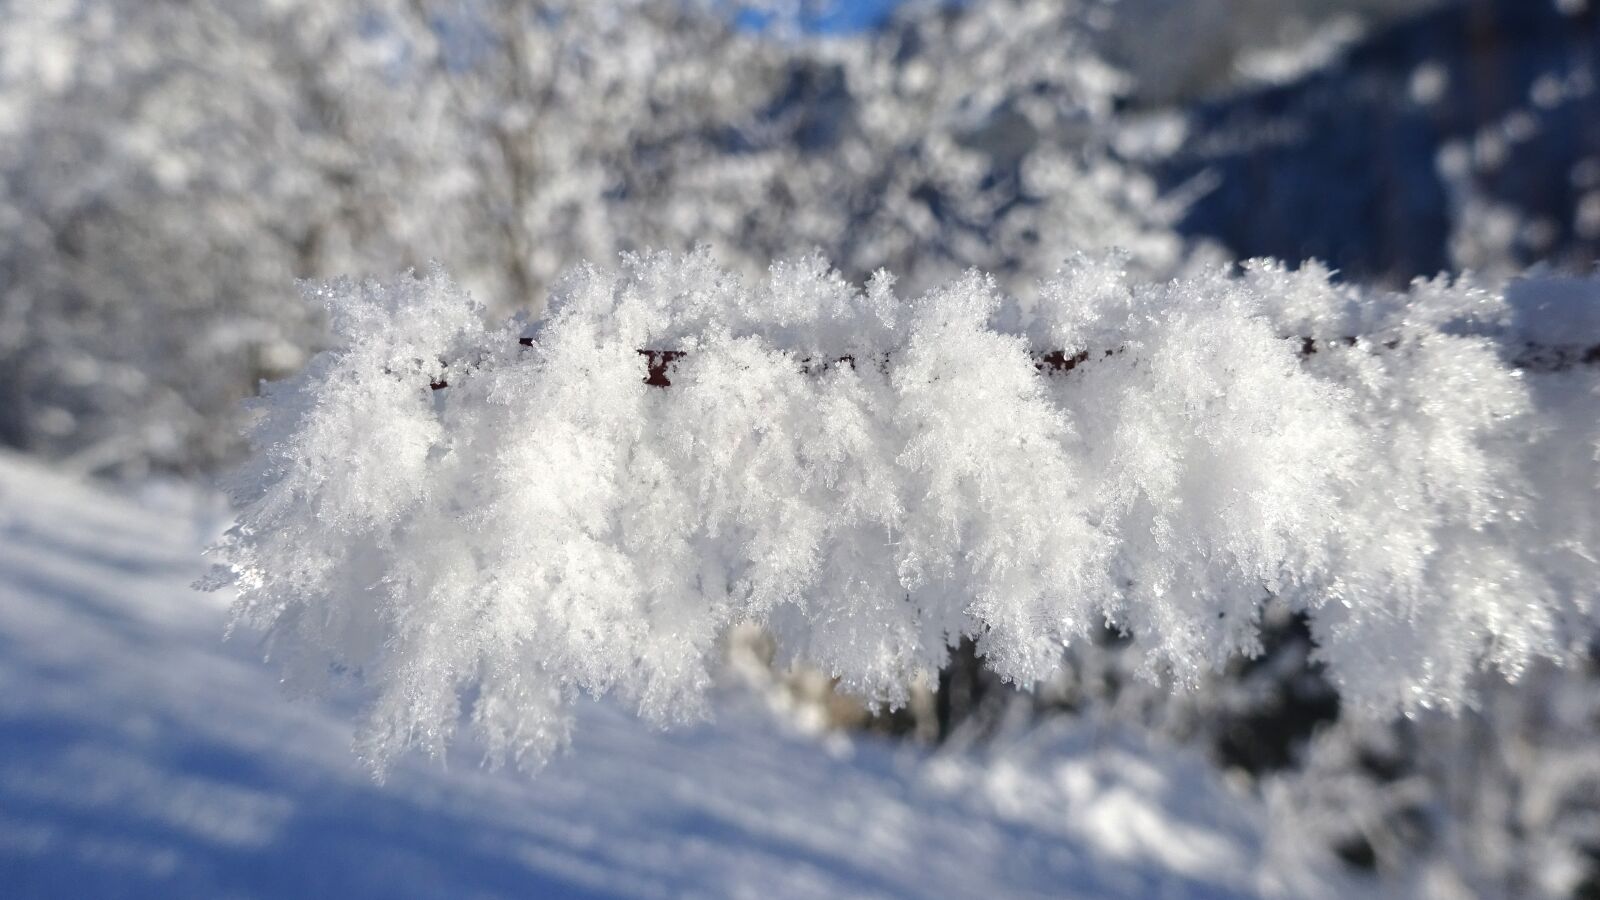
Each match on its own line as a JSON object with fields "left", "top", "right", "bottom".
{"left": 424, "top": 336, "right": 1600, "bottom": 391}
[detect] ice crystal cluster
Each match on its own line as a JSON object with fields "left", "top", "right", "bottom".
{"left": 207, "top": 251, "right": 1600, "bottom": 772}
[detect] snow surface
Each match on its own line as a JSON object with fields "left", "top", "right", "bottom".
{"left": 0, "top": 452, "right": 1350, "bottom": 898}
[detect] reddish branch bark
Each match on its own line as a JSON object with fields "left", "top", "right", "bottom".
{"left": 426, "top": 337, "right": 1600, "bottom": 390}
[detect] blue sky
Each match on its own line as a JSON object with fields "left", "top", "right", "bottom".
{"left": 737, "top": 0, "right": 907, "bottom": 34}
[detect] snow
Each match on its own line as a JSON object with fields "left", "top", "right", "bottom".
{"left": 207, "top": 253, "right": 1598, "bottom": 770}
{"left": 0, "top": 452, "right": 1349, "bottom": 898}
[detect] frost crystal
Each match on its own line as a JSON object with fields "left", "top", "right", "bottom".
{"left": 206, "top": 251, "right": 1600, "bottom": 772}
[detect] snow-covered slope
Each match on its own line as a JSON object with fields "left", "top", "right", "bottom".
{"left": 0, "top": 453, "right": 1348, "bottom": 898}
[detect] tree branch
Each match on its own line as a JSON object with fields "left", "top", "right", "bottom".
{"left": 424, "top": 337, "right": 1600, "bottom": 391}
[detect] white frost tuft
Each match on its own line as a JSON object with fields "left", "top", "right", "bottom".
{"left": 206, "top": 252, "right": 1600, "bottom": 772}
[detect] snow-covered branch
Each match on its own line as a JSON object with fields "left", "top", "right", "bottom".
{"left": 205, "top": 250, "right": 1600, "bottom": 774}
{"left": 428, "top": 333, "right": 1600, "bottom": 392}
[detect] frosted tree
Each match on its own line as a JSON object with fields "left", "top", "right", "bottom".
{"left": 205, "top": 251, "right": 1599, "bottom": 775}
{"left": 692, "top": 0, "right": 1186, "bottom": 296}
{"left": 0, "top": 0, "right": 472, "bottom": 475}
{"left": 389, "top": 0, "right": 1184, "bottom": 301}
{"left": 388, "top": 0, "right": 790, "bottom": 307}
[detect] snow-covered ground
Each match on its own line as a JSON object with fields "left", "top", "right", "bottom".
{"left": 0, "top": 453, "right": 1350, "bottom": 898}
